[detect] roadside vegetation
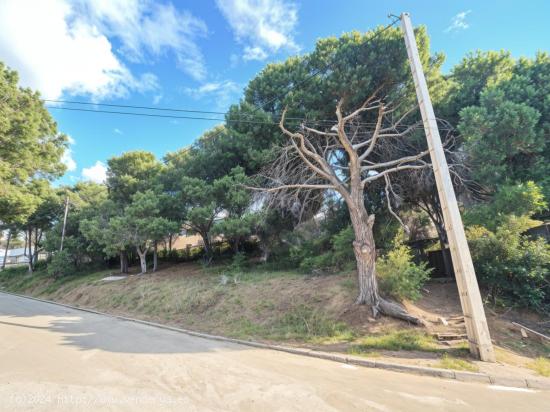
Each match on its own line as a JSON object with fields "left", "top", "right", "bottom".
{"left": 1, "top": 25, "right": 549, "bottom": 376}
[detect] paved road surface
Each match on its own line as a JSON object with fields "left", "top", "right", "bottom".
{"left": 0, "top": 292, "right": 548, "bottom": 411}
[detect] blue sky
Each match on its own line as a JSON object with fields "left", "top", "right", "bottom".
{"left": 0, "top": 0, "right": 548, "bottom": 185}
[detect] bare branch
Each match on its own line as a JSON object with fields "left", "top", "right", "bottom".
{"left": 384, "top": 174, "right": 409, "bottom": 233}
{"left": 362, "top": 149, "right": 430, "bottom": 171}
{"left": 362, "top": 164, "right": 430, "bottom": 186}
{"left": 245, "top": 184, "right": 336, "bottom": 192}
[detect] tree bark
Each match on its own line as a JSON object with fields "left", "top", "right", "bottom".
{"left": 168, "top": 234, "right": 173, "bottom": 252}
{"left": 136, "top": 246, "right": 147, "bottom": 274}
{"left": 348, "top": 199, "right": 423, "bottom": 324}
{"left": 33, "top": 228, "right": 41, "bottom": 267}
{"left": 200, "top": 232, "right": 212, "bottom": 262}
{"left": 349, "top": 203, "right": 379, "bottom": 311}
{"left": 26, "top": 228, "right": 33, "bottom": 273}
{"left": 123, "top": 252, "right": 128, "bottom": 273}
{"left": 119, "top": 251, "right": 129, "bottom": 274}
{"left": 2, "top": 230, "right": 11, "bottom": 269}
{"left": 153, "top": 241, "right": 158, "bottom": 272}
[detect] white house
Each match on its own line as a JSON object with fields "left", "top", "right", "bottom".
{"left": 0, "top": 248, "right": 46, "bottom": 266}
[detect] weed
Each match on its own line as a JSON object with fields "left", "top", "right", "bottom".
{"left": 437, "top": 354, "right": 479, "bottom": 372}
{"left": 273, "top": 305, "right": 352, "bottom": 340}
{"left": 528, "top": 357, "right": 550, "bottom": 377}
{"left": 349, "top": 330, "right": 438, "bottom": 353}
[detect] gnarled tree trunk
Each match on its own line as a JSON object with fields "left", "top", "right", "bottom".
{"left": 348, "top": 199, "right": 423, "bottom": 324}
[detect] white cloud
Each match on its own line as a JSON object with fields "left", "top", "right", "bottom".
{"left": 79, "top": 0, "right": 208, "bottom": 80}
{"left": 82, "top": 161, "right": 107, "bottom": 183}
{"left": 445, "top": 10, "right": 472, "bottom": 33}
{"left": 61, "top": 135, "right": 77, "bottom": 172}
{"left": 61, "top": 149, "right": 77, "bottom": 172}
{"left": 216, "top": 0, "right": 299, "bottom": 61}
{"left": 0, "top": 0, "right": 206, "bottom": 100}
{"left": 243, "top": 46, "right": 269, "bottom": 61}
{"left": 184, "top": 80, "right": 242, "bottom": 110}
{"left": 152, "top": 94, "right": 163, "bottom": 105}
{"left": 114, "top": 128, "right": 123, "bottom": 135}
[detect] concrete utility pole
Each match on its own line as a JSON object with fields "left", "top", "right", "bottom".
{"left": 400, "top": 12, "right": 495, "bottom": 361}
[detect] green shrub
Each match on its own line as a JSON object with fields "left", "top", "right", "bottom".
{"left": 46, "top": 251, "right": 74, "bottom": 278}
{"left": 299, "top": 253, "right": 333, "bottom": 273}
{"left": 330, "top": 226, "right": 356, "bottom": 270}
{"left": 467, "top": 215, "right": 550, "bottom": 311}
{"left": 229, "top": 252, "right": 247, "bottom": 273}
{"left": 376, "top": 231, "right": 432, "bottom": 301}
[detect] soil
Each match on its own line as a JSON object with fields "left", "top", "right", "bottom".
{"left": 2, "top": 262, "right": 548, "bottom": 380}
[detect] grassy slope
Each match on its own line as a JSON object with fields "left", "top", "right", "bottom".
{"left": 1, "top": 262, "right": 548, "bottom": 376}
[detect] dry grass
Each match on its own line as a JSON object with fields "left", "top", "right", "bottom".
{"left": 1, "top": 261, "right": 548, "bottom": 377}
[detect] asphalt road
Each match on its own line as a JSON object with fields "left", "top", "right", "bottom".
{"left": 0, "top": 292, "right": 548, "bottom": 411}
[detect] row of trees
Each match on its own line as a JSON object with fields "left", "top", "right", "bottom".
{"left": 1, "top": 26, "right": 549, "bottom": 312}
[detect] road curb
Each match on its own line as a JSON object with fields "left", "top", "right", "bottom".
{"left": 1, "top": 290, "right": 549, "bottom": 391}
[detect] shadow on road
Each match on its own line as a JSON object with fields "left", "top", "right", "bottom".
{"left": 0, "top": 292, "right": 245, "bottom": 355}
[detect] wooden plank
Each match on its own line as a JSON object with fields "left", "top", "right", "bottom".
{"left": 511, "top": 322, "right": 550, "bottom": 344}
{"left": 400, "top": 12, "right": 495, "bottom": 362}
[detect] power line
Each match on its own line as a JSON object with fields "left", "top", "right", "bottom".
{"left": 45, "top": 18, "right": 419, "bottom": 136}
{"left": 47, "top": 105, "right": 446, "bottom": 131}
{"left": 43, "top": 99, "right": 401, "bottom": 126}
{"left": 43, "top": 99, "right": 227, "bottom": 116}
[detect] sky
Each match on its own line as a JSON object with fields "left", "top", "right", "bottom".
{"left": 0, "top": 0, "right": 548, "bottom": 185}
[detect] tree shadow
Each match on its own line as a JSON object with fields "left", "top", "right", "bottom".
{"left": 0, "top": 292, "right": 245, "bottom": 355}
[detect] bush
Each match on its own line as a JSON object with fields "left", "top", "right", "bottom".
{"left": 291, "top": 225, "right": 356, "bottom": 274}
{"left": 467, "top": 215, "right": 550, "bottom": 311}
{"left": 376, "top": 231, "right": 432, "bottom": 301}
{"left": 330, "top": 226, "right": 356, "bottom": 270}
{"left": 46, "top": 251, "right": 74, "bottom": 278}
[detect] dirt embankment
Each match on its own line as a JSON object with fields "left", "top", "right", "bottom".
{"left": 2, "top": 262, "right": 548, "bottom": 377}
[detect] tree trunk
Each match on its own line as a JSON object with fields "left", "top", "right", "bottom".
{"left": 168, "top": 234, "right": 173, "bottom": 252}
{"left": 2, "top": 230, "right": 11, "bottom": 269}
{"left": 136, "top": 246, "right": 147, "bottom": 274}
{"left": 153, "top": 241, "right": 158, "bottom": 272}
{"left": 349, "top": 204, "right": 379, "bottom": 310}
{"left": 123, "top": 252, "right": 128, "bottom": 273}
{"left": 348, "top": 200, "right": 423, "bottom": 324}
{"left": 33, "top": 228, "right": 41, "bottom": 267}
{"left": 201, "top": 232, "right": 213, "bottom": 263}
{"left": 26, "top": 229, "right": 33, "bottom": 273}
{"left": 119, "top": 251, "right": 129, "bottom": 274}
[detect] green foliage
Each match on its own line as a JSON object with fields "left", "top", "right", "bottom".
{"left": 330, "top": 226, "right": 356, "bottom": 269}
{"left": 47, "top": 251, "right": 74, "bottom": 278}
{"left": 459, "top": 88, "right": 542, "bottom": 189}
{"left": 106, "top": 151, "right": 161, "bottom": 205}
{"left": 0, "top": 63, "right": 67, "bottom": 226}
{"left": 467, "top": 216, "right": 550, "bottom": 311}
{"left": 465, "top": 181, "right": 546, "bottom": 230}
{"left": 376, "top": 231, "right": 431, "bottom": 301}
{"left": 229, "top": 252, "right": 248, "bottom": 273}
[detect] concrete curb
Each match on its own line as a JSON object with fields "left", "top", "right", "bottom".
{"left": 1, "top": 290, "right": 549, "bottom": 391}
